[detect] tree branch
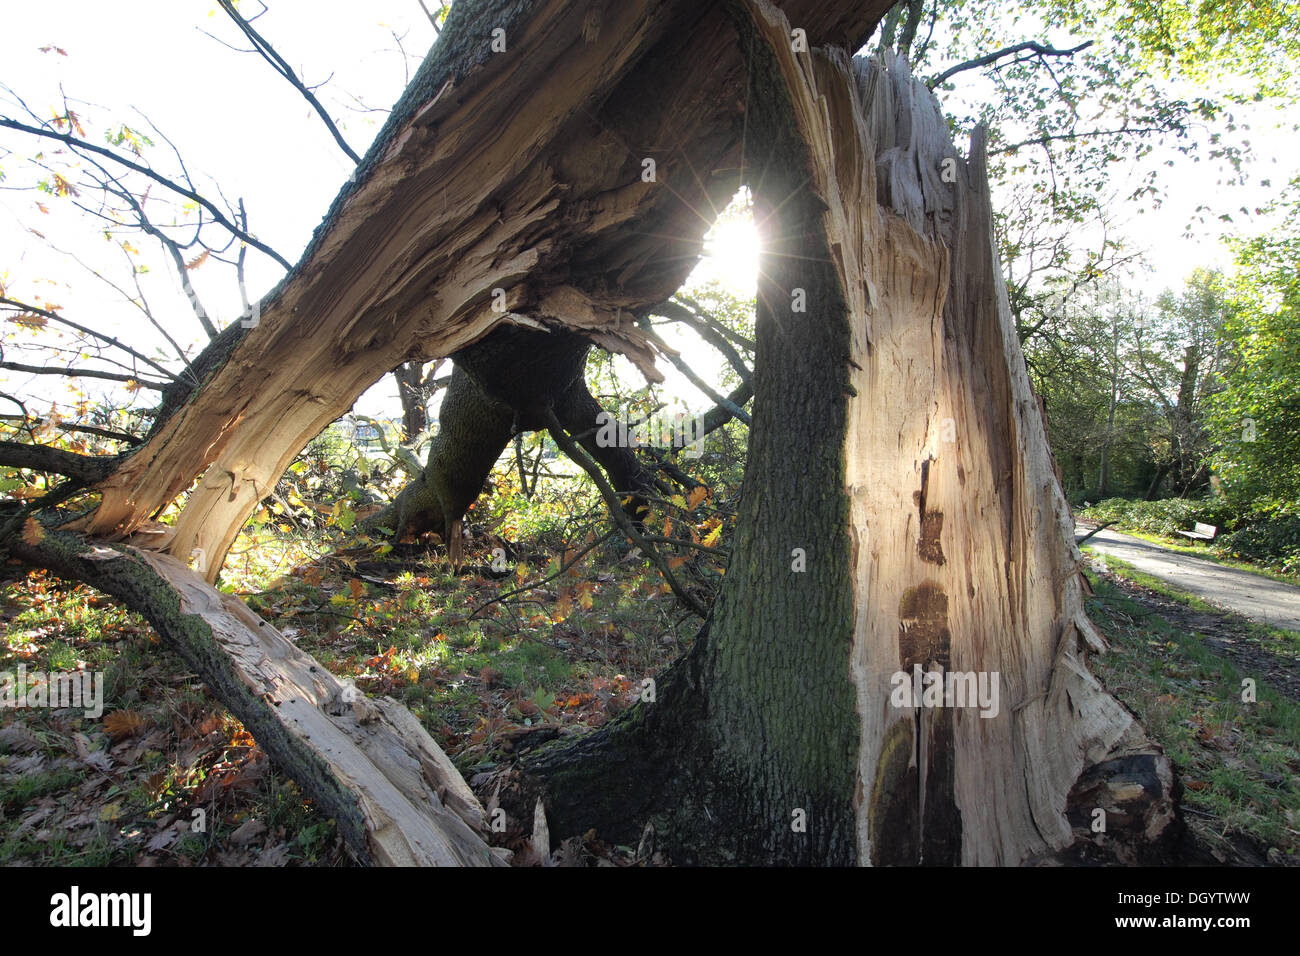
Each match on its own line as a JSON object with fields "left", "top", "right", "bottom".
{"left": 0, "top": 117, "right": 291, "bottom": 269}
{"left": 216, "top": 0, "right": 361, "bottom": 165}
{"left": 1, "top": 297, "right": 179, "bottom": 382}
{"left": 544, "top": 408, "right": 708, "bottom": 618}
{"left": 0, "top": 361, "right": 168, "bottom": 390}
{"left": 0, "top": 440, "right": 119, "bottom": 484}
{"left": 928, "top": 40, "right": 1093, "bottom": 89}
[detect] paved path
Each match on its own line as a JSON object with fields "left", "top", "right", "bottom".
{"left": 1076, "top": 525, "right": 1300, "bottom": 633}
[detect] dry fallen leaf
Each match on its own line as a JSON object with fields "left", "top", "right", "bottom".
{"left": 20, "top": 517, "right": 44, "bottom": 546}
{"left": 103, "top": 710, "right": 148, "bottom": 742}
{"left": 230, "top": 819, "right": 267, "bottom": 846}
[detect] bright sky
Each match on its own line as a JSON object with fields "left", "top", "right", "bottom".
{"left": 0, "top": 1, "right": 1290, "bottom": 425}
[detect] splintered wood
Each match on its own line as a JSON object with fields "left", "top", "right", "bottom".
{"left": 137, "top": 549, "right": 506, "bottom": 866}
{"left": 737, "top": 0, "right": 1174, "bottom": 865}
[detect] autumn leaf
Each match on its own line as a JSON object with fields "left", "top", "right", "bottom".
{"left": 661, "top": 516, "right": 672, "bottom": 538}
{"left": 576, "top": 580, "right": 595, "bottom": 610}
{"left": 668, "top": 556, "right": 688, "bottom": 570}
{"left": 702, "top": 523, "right": 723, "bottom": 548}
{"left": 348, "top": 577, "right": 365, "bottom": 601}
{"left": 553, "top": 589, "right": 573, "bottom": 621}
{"left": 687, "top": 485, "right": 709, "bottom": 510}
{"left": 52, "top": 173, "right": 78, "bottom": 198}
{"left": 20, "top": 517, "right": 44, "bottom": 545}
{"left": 103, "top": 709, "right": 148, "bottom": 742}
{"left": 185, "top": 249, "right": 210, "bottom": 270}
{"left": 38, "top": 45, "right": 69, "bottom": 56}
{"left": 8, "top": 313, "right": 48, "bottom": 330}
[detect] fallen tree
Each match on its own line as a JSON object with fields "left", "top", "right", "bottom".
{"left": 1, "top": 0, "right": 1179, "bottom": 865}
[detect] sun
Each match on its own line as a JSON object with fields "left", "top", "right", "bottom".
{"left": 698, "top": 190, "right": 759, "bottom": 295}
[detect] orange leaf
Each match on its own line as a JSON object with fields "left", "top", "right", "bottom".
{"left": 348, "top": 578, "right": 365, "bottom": 600}
{"left": 687, "top": 485, "right": 709, "bottom": 510}
{"left": 185, "top": 249, "right": 210, "bottom": 271}
{"left": 20, "top": 517, "right": 44, "bottom": 545}
{"left": 576, "top": 580, "right": 594, "bottom": 610}
{"left": 103, "top": 709, "right": 148, "bottom": 742}
{"left": 553, "top": 589, "right": 573, "bottom": 621}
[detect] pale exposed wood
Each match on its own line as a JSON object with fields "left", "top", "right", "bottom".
{"left": 135, "top": 549, "right": 507, "bottom": 866}
{"left": 740, "top": 0, "right": 1175, "bottom": 864}
{"left": 81, "top": 0, "right": 895, "bottom": 582}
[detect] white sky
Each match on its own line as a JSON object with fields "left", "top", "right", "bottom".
{"left": 0, "top": 1, "right": 1291, "bottom": 424}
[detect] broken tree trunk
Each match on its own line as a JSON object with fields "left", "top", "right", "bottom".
{"left": 9, "top": 524, "right": 505, "bottom": 866}
{"left": 8, "top": 0, "right": 893, "bottom": 865}
{"left": 77, "top": 0, "right": 892, "bottom": 582}
{"left": 371, "top": 324, "right": 653, "bottom": 541}
{"left": 507, "top": 0, "right": 1178, "bottom": 866}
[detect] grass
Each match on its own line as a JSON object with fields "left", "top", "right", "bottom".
{"left": 0, "top": 508, "right": 697, "bottom": 865}
{"left": 1083, "top": 548, "right": 1300, "bottom": 657}
{"left": 1084, "top": 564, "right": 1300, "bottom": 862}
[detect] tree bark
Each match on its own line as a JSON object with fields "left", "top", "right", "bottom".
{"left": 507, "top": 1, "right": 1178, "bottom": 866}
{"left": 371, "top": 323, "right": 654, "bottom": 541}
{"left": 394, "top": 360, "right": 434, "bottom": 442}
{"left": 79, "top": 0, "right": 889, "bottom": 583}
{"left": 6, "top": 522, "right": 504, "bottom": 866}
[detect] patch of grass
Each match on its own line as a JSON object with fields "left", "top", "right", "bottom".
{"left": 1084, "top": 550, "right": 1300, "bottom": 653}
{"left": 1, "top": 765, "right": 81, "bottom": 812}
{"left": 1085, "top": 567, "right": 1300, "bottom": 862}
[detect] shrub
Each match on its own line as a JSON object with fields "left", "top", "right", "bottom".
{"left": 1078, "top": 497, "right": 1240, "bottom": 537}
{"left": 1080, "top": 497, "right": 1300, "bottom": 574}
{"left": 1216, "top": 513, "right": 1300, "bottom": 575}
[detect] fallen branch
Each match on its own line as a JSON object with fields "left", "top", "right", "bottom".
{"left": 6, "top": 523, "right": 506, "bottom": 867}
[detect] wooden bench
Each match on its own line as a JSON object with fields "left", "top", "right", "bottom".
{"left": 1177, "top": 522, "right": 1217, "bottom": 542}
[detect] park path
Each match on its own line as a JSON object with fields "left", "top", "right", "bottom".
{"left": 1076, "top": 525, "right": 1300, "bottom": 633}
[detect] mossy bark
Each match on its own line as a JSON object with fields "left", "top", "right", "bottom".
{"left": 374, "top": 325, "right": 654, "bottom": 541}
{"left": 514, "top": 3, "right": 863, "bottom": 865}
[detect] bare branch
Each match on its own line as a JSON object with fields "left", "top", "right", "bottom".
{"left": 0, "top": 116, "right": 292, "bottom": 269}
{"left": 928, "top": 40, "right": 1094, "bottom": 89}
{"left": 0, "top": 415, "right": 141, "bottom": 446}
{"left": 1, "top": 296, "right": 179, "bottom": 382}
{"left": 215, "top": 0, "right": 361, "bottom": 165}
{"left": 544, "top": 408, "right": 708, "bottom": 618}
{"left": 0, "top": 361, "right": 168, "bottom": 390}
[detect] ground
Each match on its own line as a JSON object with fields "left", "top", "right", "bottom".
{"left": 1, "top": 528, "right": 1296, "bottom": 866}
{"left": 1079, "top": 524, "right": 1300, "bottom": 631}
